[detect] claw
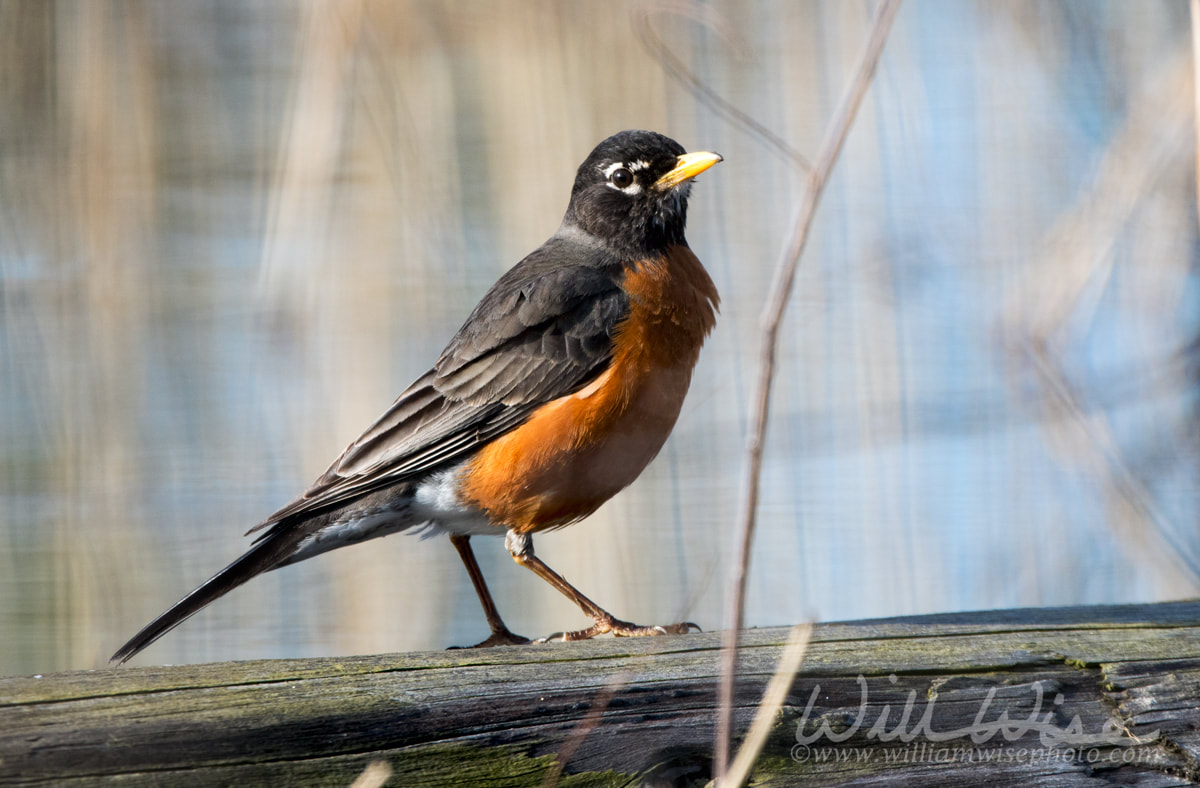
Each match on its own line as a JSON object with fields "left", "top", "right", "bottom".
{"left": 537, "top": 618, "right": 701, "bottom": 642}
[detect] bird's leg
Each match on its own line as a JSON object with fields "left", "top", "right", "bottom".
{"left": 504, "top": 530, "right": 700, "bottom": 642}
{"left": 449, "top": 534, "right": 531, "bottom": 647}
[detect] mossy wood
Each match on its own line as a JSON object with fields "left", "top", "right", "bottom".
{"left": 2, "top": 601, "right": 1198, "bottom": 786}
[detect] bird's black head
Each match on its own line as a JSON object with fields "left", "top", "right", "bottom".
{"left": 560, "top": 130, "right": 722, "bottom": 258}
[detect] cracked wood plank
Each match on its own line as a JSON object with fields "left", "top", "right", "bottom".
{"left": 1, "top": 601, "right": 1198, "bottom": 786}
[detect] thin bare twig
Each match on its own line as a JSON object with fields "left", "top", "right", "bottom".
{"left": 713, "top": 1, "right": 903, "bottom": 783}
{"left": 349, "top": 759, "right": 393, "bottom": 788}
{"left": 721, "top": 623, "right": 813, "bottom": 788}
{"left": 541, "top": 672, "right": 630, "bottom": 788}
{"left": 633, "top": 0, "right": 811, "bottom": 171}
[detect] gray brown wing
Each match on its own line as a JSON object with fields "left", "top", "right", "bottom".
{"left": 250, "top": 249, "right": 627, "bottom": 532}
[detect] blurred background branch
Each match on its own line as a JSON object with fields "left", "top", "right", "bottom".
{"left": 1000, "top": 48, "right": 1200, "bottom": 591}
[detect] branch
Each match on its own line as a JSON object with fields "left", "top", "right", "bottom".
{"left": 714, "top": 1, "right": 903, "bottom": 782}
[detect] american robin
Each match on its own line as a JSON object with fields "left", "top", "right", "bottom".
{"left": 111, "top": 129, "right": 722, "bottom": 663}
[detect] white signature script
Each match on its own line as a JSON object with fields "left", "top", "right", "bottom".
{"left": 794, "top": 674, "right": 1155, "bottom": 747}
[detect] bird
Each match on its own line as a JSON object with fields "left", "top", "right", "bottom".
{"left": 111, "top": 129, "right": 722, "bottom": 664}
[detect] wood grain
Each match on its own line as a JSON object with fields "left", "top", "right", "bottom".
{"left": 2, "top": 601, "right": 1198, "bottom": 786}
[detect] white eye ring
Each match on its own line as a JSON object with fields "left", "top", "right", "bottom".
{"left": 602, "top": 162, "right": 642, "bottom": 194}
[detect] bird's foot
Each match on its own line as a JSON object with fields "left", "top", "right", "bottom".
{"left": 450, "top": 628, "right": 533, "bottom": 649}
{"left": 536, "top": 614, "right": 701, "bottom": 643}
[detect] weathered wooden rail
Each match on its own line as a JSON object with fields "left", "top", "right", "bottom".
{"left": 2, "top": 601, "right": 1199, "bottom": 786}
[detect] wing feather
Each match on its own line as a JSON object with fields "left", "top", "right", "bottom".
{"left": 249, "top": 236, "right": 627, "bottom": 532}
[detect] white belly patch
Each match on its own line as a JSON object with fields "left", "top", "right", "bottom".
{"left": 411, "top": 465, "right": 501, "bottom": 537}
{"left": 286, "top": 465, "right": 500, "bottom": 563}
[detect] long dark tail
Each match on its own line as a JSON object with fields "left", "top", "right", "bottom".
{"left": 110, "top": 528, "right": 302, "bottom": 665}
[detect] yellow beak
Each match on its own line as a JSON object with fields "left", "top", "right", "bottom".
{"left": 653, "top": 151, "right": 724, "bottom": 191}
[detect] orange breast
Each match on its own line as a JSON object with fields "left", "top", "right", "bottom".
{"left": 458, "top": 245, "right": 719, "bottom": 533}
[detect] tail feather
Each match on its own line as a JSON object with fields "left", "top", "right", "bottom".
{"left": 110, "top": 529, "right": 301, "bottom": 665}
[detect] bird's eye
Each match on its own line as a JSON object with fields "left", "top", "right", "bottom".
{"left": 610, "top": 167, "right": 634, "bottom": 188}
